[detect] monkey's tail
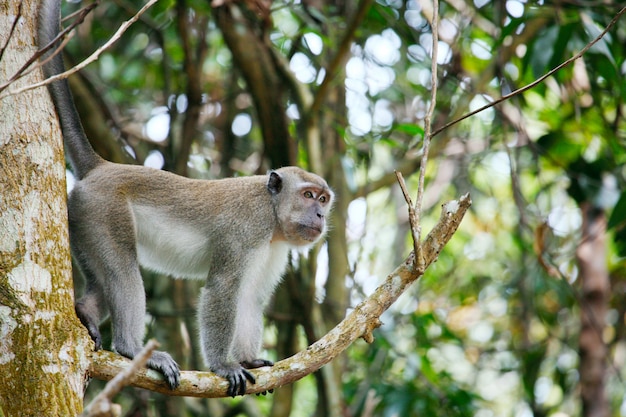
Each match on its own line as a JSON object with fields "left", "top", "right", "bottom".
{"left": 38, "top": 0, "right": 103, "bottom": 180}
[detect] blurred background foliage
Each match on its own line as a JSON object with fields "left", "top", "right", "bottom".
{"left": 61, "top": 0, "right": 626, "bottom": 416}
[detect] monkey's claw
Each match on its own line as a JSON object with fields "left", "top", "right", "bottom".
{"left": 243, "top": 359, "right": 274, "bottom": 396}
{"left": 227, "top": 367, "right": 256, "bottom": 397}
{"left": 221, "top": 359, "right": 273, "bottom": 396}
{"left": 147, "top": 351, "right": 181, "bottom": 390}
{"left": 213, "top": 364, "right": 256, "bottom": 397}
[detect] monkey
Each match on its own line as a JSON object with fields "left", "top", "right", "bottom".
{"left": 38, "top": 0, "right": 333, "bottom": 396}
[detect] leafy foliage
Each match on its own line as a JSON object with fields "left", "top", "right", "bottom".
{"left": 61, "top": 0, "right": 626, "bottom": 415}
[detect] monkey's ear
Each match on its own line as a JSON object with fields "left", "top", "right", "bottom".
{"left": 267, "top": 171, "right": 283, "bottom": 195}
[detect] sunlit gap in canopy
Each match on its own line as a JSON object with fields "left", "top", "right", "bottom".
{"left": 144, "top": 106, "right": 170, "bottom": 143}
{"left": 144, "top": 150, "right": 165, "bottom": 170}
{"left": 288, "top": 32, "right": 324, "bottom": 84}
{"left": 145, "top": 91, "right": 192, "bottom": 145}
{"left": 231, "top": 113, "right": 252, "bottom": 137}
{"left": 345, "top": 23, "right": 457, "bottom": 136}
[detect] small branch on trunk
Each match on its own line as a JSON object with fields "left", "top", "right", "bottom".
{"left": 395, "top": 171, "right": 420, "bottom": 265}
{"left": 1, "top": 0, "right": 157, "bottom": 100}
{"left": 83, "top": 340, "right": 160, "bottom": 417}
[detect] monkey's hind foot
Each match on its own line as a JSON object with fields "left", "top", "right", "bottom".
{"left": 75, "top": 304, "right": 102, "bottom": 350}
{"left": 241, "top": 359, "right": 274, "bottom": 369}
{"left": 116, "top": 345, "right": 181, "bottom": 390}
{"left": 240, "top": 359, "right": 274, "bottom": 396}
{"left": 146, "top": 350, "right": 181, "bottom": 390}
{"left": 211, "top": 363, "right": 256, "bottom": 397}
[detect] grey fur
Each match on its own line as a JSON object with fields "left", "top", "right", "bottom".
{"left": 38, "top": 0, "right": 333, "bottom": 395}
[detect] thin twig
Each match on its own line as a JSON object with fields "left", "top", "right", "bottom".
{"left": 82, "top": 340, "right": 159, "bottom": 416}
{"left": 395, "top": 171, "right": 413, "bottom": 207}
{"left": 0, "top": 0, "right": 158, "bottom": 100}
{"left": 0, "top": 2, "right": 98, "bottom": 95}
{"left": 0, "top": 1, "right": 23, "bottom": 63}
{"left": 395, "top": 171, "right": 419, "bottom": 259}
{"left": 412, "top": 0, "right": 439, "bottom": 267}
{"left": 431, "top": 6, "right": 626, "bottom": 137}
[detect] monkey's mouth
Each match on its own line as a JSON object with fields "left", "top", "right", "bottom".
{"left": 300, "top": 224, "right": 323, "bottom": 240}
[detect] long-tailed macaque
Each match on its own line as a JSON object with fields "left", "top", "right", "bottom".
{"left": 38, "top": 0, "right": 333, "bottom": 396}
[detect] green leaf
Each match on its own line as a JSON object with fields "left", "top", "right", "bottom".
{"left": 608, "top": 191, "right": 626, "bottom": 230}
{"left": 394, "top": 123, "right": 424, "bottom": 138}
{"left": 581, "top": 12, "right": 616, "bottom": 66}
{"left": 528, "top": 26, "right": 559, "bottom": 79}
{"left": 548, "top": 23, "right": 576, "bottom": 70}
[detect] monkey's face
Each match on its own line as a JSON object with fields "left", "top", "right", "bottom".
{"left": 270, "top": 168, "right": 334, "bottom": 247}
{"left": 282, "top": 186, "right": 332, "bottom": 246}
{"left": 292, "top": 186, "right": 332, "bottom": 242}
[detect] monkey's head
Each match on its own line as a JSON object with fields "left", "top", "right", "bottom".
{"left": 268, "top": 167, "right": 334, "bottom": 247}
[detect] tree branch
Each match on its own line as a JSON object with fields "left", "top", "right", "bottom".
{"left": 88, "top": 193, "right": 471, "bottom": 397}
{"left": 395, "top": 171, "right": 420, "bottom": 262}
{"left": 0, "top": 2, "right": 97, "bottom": 95}
{"left": 0, "top": 1, "right": 23, "bottom": 63}
{"left": 83, "top": 340, "right": 159, "bottom": 417}
{"left": 214, "top": 2, "right": 294, "bottom": 166}
{"left": 412, "top": 0, "right": 439, "bottom": 268}
{"left": 0, "top": 0, "right": 158, "bottom": 100}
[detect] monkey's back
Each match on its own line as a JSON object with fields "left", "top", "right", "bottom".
{"left": 68, "top": 161, "right": 278, "bottom": 279}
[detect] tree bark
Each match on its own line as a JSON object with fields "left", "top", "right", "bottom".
{"left": 576, "top": 203, "right": 610, "bottom": 417}
{"left": 0, "top": 1, "right": 91, "bottom": 415}
{"left": 214, "top": 2, "right": 294, "bottom": 168}
{"left": 172, "top": 0, "right": 208, "bottom": 175}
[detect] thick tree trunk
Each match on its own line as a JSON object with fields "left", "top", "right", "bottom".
{"left": 214, "top": 2, "right": 294, "bottom": 168}
{"left": 576, "top": 203, "right": 610, "bottom": 417}
{"left": 0, "top": 1, "right": 90, "bottom": 415}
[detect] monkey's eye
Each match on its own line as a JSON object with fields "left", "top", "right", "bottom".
{"left": 304, "top": 191, "right": 314, "bottom": 199}
{"left": 319, "top": 196, "right": 326, "bottom": 203}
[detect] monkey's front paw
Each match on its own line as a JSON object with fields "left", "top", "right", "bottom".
{"left": 212, "top": 363, "right": 256, "bottom": 397}
{"left": 147, "top": 351, "right": 181, "bottom": 390}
